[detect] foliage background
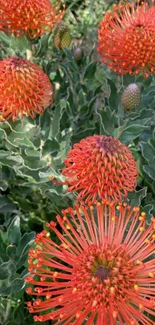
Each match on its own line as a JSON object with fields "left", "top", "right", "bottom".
{"left": 0, "top": 0, "right": 155, "bottom": 324}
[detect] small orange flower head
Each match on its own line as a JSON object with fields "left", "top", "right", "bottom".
{"left": 98, "top": 1, "right": 155, "bottom": 77}
{"left": 0, "top": 57, "right": 53, "bottom": 121}
{"left": 0, "top": 0, "right": 65, "bottom": 38}
{"left": 52, "top": 135, "right": 138, "bottom": 203}
{"left": 25, "top": 201, "right": 155, "bottom": 324}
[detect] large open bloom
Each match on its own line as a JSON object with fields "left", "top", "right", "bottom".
{"left": 51, "top": 135, "right": 138, "bottom": 203}
{"left": 98, "top": 1, "right": 155, "bottom": 77}
{"left": 25, "top": 200, "right": 155, "bottom": 324}
{"left": 0, "top": 56, "right": 53, "bottom": 121}
{"left": 0, "top": 0, "right": 65, "bottom": 38}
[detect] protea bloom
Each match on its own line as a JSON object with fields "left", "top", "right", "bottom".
{"left": 25, "top": 200, "right": 155, "bottom": 324}
{"left": 98, "top": 1, "right": 155, "bottom": 77}
{"left": 0, "top": 0, "right": 65, "bottom": 38}
{"left": 51, "top": 135, "right": 138, "bottom": 203}
{"left": 0, "top": 57, "right": 53, "bottom": 121}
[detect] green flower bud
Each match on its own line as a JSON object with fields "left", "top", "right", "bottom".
{"left": 121, "top": 83, "right": 141, "bottom": 111}
{"left": 53, "top": 23, "right": 71, "bottom": 49}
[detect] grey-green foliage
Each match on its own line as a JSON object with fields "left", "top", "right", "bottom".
{"left": 0, "top": 18, "right": 155, "bottom": 324}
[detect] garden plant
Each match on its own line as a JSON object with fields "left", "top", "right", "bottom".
{"left": 0, "top": 0, "right": 155, "bottom": 325}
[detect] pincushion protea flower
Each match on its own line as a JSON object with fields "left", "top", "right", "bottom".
{"left": 51, "top": 135, "right": 138, "bottom": 203}
{"left": 0, "top": 0, "right": 65, "bottom": 38}
{"left": 98, "top": 1, "right": 155, "bottom": 77}
{"left": 0, "top": 57, "right": 53, "bottom": 121}
{"left": 25, "top": 200, "right": 155, "bottom": 324}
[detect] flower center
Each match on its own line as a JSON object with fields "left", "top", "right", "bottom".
{"left": 10, "top": 57, "right": 22, "bottom": 67}
{"left": 72, "top": 244, "right": 139, "bottom": 312}
{"left": 94, "top": 265, "right": 111, "bottom": 281}
{"left": 95, "top": 136, "right": 120, "bottom": 154}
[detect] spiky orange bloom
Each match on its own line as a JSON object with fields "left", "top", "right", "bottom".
{"left": 51, "top": 135, "right": 138, "bottom": 202}
{"left": 98, "top": 1, "right": 155, "bottom": 77}
{"left": 25, "top": 200, "right": 155, "bottom": 324}
{"left": 0, "top": 0, "right": 65, "bottom": 38}
{"left": 0, "top": 57, "right": 53, "bottom": 121}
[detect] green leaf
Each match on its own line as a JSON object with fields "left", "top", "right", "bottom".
{"left": 39, "top": 109, "right": 52, "bottom": 139}
{"left": 129, "top": 108, "right": 153, "bottom": 121}
{"left": 107, "top": 78, "right": 121, "bottom": 111}
{"left": 20, "top": 154, "right": 48, "bottom": 171}
{"left": 42, "top": 138, "right": 60, "bottom": 156}
{"left": 67, "top": 88, "right": 77, "bottom": 116}
{"left": 10, "top": 36, "right": 30, "bottom": 52}
{"left": 50, "top": 100, "right": 66, "bottom": 138}
{"left": 78, "top": 89, "right": 86, "bottom": 106}
{"left": 127, "top": 188, "right": 147, "bottom": 206}
{"left": 96, "top": 106, "right": 117, "bottom": 136}
{"left": 136, "top": 74, "right": 152, "bottom": 87}
{"left": 0, "top": 261, "right": 16, "bottom": 280}
{"left": 0, "top": 282, "right": 12, "bottom": 296}
{"left": 8, "top": 216, "right": 21, "bottom": 246}
{"left": 63, "top": 48, "right": 74, "bottom": 61}
{"left": 0, "top": 31, "right": 11, "bottom": 45}
{"left": 17, "top": 232, "right": 35, "bottom": 258}
{"left": 11, "top": 278, "right": 25, "bottom": 293}
{"left": 38, "top": 34, "right": 50, "bottom": 56}
{"left": 72, "top": 125, "right": 96, "bottom": 144}
{"left": 140, "top": 140, "right": 155, "bottom": 165}
{"left": 142, "top": 95, "right": 154, "bottom": 107}
{"left": 143, "top": 85, "right": 155, "bottom": 96}
{"left": 83, "top": 61, "right": 97, "bottom": 79}
{"left": 119, "top": 124, "right": 149, "bottom": 144}
{"left": 0, "top": 119, "right": 40, "bottom": 149}
{"left": 64, "top": 60, "right": 79, "bottom": 74}
{"left": 0, "top": 197, "right": 17, "bottom": 213}
{"left": 0, "top": 180, "right": 8, "bottom": 191}
{"left": 143, "top": 205, "right": 154, "bottom": 224}
{"left": 16, "top": 254, "right": 29, "bottom": 269}
{"left": 0, "top": 151, "right": 23, "bottom": 169}
{"left": 24, "top": 149, "right": 40, "bottom": 157}
{"left": 6, "top": 245, "right": 17, "bottom": 258}
{"left": 13, "top": 303, "right": 25, "bottom": 323}
{"left": 123, "top": 74, "right": 135, "bottom": 86}
{"left": 143, "top": 165, "right": 155, "bottom": 180}
{"left": 11, "top": 196, "right": 36, "bottom": 213}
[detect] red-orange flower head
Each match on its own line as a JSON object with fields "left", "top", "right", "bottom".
{"left": 25, "top": 201, "right": 155, "bottom": 324}
{"left": 0, "top": 0, "right": 65, "bottom": 38}
{"left": 52, "top": 135, "right": 138, "bottom": 203}
{"left": 98, "top": 1, "right": 155, "bottom": 77}
{"left": 0, "top": 56, "right": 53, "bottom": 121}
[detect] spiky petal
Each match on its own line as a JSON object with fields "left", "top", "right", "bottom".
{"left": 25, "top": 200, "right": 155, "bottom": 324}
{"left": 0, "top": 57, "right": 53, "bottom": 121}
{"left": 98, "top": 1, "right": 155, "bottom": 77}
{"left": 0, "top": 0, "right": 65, "bottom": 39}
{"left": 51, "top": 135, "right": 138, "bottom": 203}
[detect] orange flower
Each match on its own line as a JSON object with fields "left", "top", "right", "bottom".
{"left": 0, "top": 0, "right": 65, "bottom": 38}
{"left": 25, "top": 201, "right": 155, "bottom": 324}
{"left": 0, "top": 57, "right": 53, "bottom": 121}
{"left": 98, "top": 1, "right": 155, "bottom": 77}
{"left": 51, "top": 135, "right": 138, "bottom": 203}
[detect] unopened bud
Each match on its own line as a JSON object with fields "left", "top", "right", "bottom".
{"left": 121, "top": 83, "right": 141, "bottom": 111}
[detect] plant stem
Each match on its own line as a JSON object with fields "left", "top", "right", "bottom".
{"left": 4, "top": 298, "right": 11, "bottom": 324}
